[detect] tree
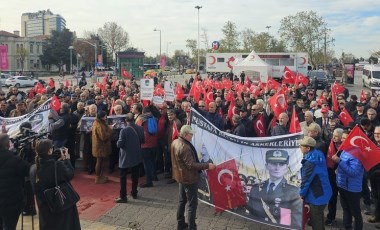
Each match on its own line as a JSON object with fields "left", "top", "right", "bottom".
{"left": 241, "top": 29, "right": 286, "bottom": 53}
{"left": 16, "top": 47, "right": 28, "bottom": 72}
{"left": 185, "top": 39, "right": 197, "bottom": 64}
{"left": 40, "top": 28, "right": 74, "bottom": 72}
{"left": 279, "top": 11, "right": 334, "bottom": 66}
{"left": 219, "top": 21, "right": 240, "bottom": 52}
{"left": 98, "top": 22, "right": 129, "bottom": 63}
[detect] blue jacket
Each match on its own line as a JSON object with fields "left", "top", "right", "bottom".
{"left": 336, "top": 150, "right": 364, "bottom": 192}
{"left": 300, "top": 148, "right": 332, "bottom": 206}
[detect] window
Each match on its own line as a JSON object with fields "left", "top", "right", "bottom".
{"left": 30, "top": 43, "right": 34, "bottom": 53}
{"left": 217, "top": 58, "right": 224, "bottom": 62}
{"left": 30, "top": 60, "right": 34, "bottom": 69}
{"left": 36, "top": 60, "right": 40, "bottom": 68}
{"left": 36, "top": 44, "right": 40, "bottom": 54}
{"left": 17, "top": 60, "right": 20, "bottom": 69}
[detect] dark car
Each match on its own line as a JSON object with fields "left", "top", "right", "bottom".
{"left": 307, "top": 70, "right": 334, "bottom": 89}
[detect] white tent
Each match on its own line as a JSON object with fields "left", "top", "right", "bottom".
{"left": 233, "top": 50, "right": 269, "bottom": 82}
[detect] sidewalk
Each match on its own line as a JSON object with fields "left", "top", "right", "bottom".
{"left": 17, "top": 169, "right": 380, "bottom": 230}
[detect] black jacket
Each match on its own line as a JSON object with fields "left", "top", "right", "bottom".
{"left": 33, "top": 158, "right": 80, "bottom": 230}
{"left": 0, "top": 148, "right": 30, "bottom": 215}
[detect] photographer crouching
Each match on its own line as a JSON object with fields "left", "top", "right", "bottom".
{"left": 0, "top": 133, "right": 30, "bottom": 229}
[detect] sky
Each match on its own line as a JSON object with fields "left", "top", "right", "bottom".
{"left": 1, "top": 0, "right": 380, "bottom": 59}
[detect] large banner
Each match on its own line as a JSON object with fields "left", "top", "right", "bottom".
{"left": 191, "top": 109, "right": 304, "bottom": 230}
{"left": 79, "top": 115, "right": 127, "bottom": 132}
{"left": 0, "top": 45, "right": 9, "bottom": 70}
{"left": 0, "top": 99, "right": 51, "bottom": 137}
{"left": 140, "top": 79, "right": 154, "bottom": 100}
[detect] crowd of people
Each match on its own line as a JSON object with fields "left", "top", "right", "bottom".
{"left": 0, "top": 71, "right": 380, "bottom": 229}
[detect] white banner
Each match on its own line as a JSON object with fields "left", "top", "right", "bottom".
{"left": 152, "top": 96, "right": 164, "bottom": 106}
{"left": 0, "top": 99, "right": 52, "bottom": 138}
{"left": 164, "top": 81, "right": 175, "bottom": 102}
{"left": 140, "top": 79, "right": 154, "bottom": 101}
{"left": 191, "top": 109, "right": 304, "bottom": 230}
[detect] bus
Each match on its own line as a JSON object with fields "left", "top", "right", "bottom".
{"left": 206, "top": 52, "right": 308, "bottom": 79}
{"left": 143, "top": 63, "right": 160, "bottom": 71}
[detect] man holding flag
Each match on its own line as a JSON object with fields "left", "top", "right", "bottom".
{"left": 171, "top": 125, "right": 216, "bottom": 230}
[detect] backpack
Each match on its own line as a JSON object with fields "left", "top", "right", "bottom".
{"left": 147, "top": 116, "right": 158, "bottom": 135}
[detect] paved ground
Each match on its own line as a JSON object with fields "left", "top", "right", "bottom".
{"left": 17, "top": 167, "right": 380, "bottom": 230}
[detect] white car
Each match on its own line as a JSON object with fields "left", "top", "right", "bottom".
{"left": 0, "top": 73, "right": 12, "bottom": 85}
{"left": 5, "top": 76, "right": 39, "bottom": 88}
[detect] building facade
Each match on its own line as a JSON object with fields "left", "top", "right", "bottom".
{"left": 117, "top": 51, "right": 145, "bottom": 79}
{"left": 0, "top": 30, "right": 46, "bottom": 72}
{"left": 21, "top": 9, "right": 66, "bottom": 37}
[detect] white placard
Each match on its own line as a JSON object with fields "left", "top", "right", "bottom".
{"left": 164, "top": 81, "right": 175, "bottom": 102}
{"left": 140, "top": 79, "right": 154, "bottom": 101}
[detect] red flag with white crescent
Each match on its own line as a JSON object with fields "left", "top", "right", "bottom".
{"left": 360, "top": 90, "right": 366, "bottom": 103}
{"left": 289, "top": 106, "right": 301, "bottom": 133}
{"left": 207, "top": 159, "right": 247, "bottom": 213}
{"left": 282, "top": 66, "right": 296, "bottom": 84}
{"left": 175, "top": 83, "right": 185, "bottom": 101}
{"left": 338, "top": 125, "right": 380, "bottom": 171}
{"left": 121, "top": 67, "right": 132, "bottom": 79}
{"left": 50, "top": 95, "right": 61, "bottom": 112}
{"left": 172, "top": 122, "right": 179, "bottom": 141}
{"left": 331, "top": 89, "right": 339, "bottom": 113}
{"left": 267, "top": 88, "right": 288, "bottom": 118}
{"left": 252, "top": 114, "right": 266, "bottom": 137}
{"left": 326, "top": 140, "right": 337, "bottom": 169}
{"left": 338, "top": 107, "right": 354, "bottom": 126}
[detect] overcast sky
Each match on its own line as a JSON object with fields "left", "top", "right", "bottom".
{"left": 1, "top": 0, "right": 379, "bottom": 59}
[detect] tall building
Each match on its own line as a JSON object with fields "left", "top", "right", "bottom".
{"left": 21, "top": 9, "right": 66, "bottom": 37}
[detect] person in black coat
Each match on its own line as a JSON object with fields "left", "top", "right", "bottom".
{"left": 231, "top": 114, "right": 247, "bottom": 137}
{"left": 115, "top": 113, "right": 145, "bottom": 203}
{"left": 0, "top": 134, "right": 30, "bottom": 230}
{"left": 31, "top": 139, "right": 80, "bottom": 230}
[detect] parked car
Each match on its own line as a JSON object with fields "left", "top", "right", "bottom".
{"left": 0, "top": 73, "right": 12, "bottom": 85}
{"left": 4, "top": 76, "right": 39, "bottom": 88}
{"left": 307, "top": 70, "right": 334, "bottom": 89}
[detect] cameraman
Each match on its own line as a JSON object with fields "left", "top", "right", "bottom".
{"left": 16, "top": 122, "right": 37, "bottom": 216}
{"left": 0, "top": 133, "right": 30, "bottom": 229}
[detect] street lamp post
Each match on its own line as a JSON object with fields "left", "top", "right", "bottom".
{"left": 195, "top": 5, "right": 202, "bottom": 73}
{"left": 153, "top": 28, "right": 161, "bottom": 67}
{"left": 68, "top": 46, "right": 73, "bottom": 74}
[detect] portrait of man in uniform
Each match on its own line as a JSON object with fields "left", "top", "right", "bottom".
{"left": 247, "top": 149, "right": 302, "bottom": 229}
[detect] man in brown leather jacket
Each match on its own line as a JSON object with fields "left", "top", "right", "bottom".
{"left": 171, "top": 125, "right": 216, "bottom": 230}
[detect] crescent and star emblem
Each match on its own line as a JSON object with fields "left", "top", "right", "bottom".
{"left": 300, "top": 57, "right": 307, "bottom": 65}
{"left": 256, "top": 120, "right": 264, "bottom": 134}
{"left": 350, "top": 136, "right": 372, "bottom": 152}
{"left": 283, "top": 71, "right": 290, "bottom": 79}
{"left": 277, "top": 95, "right": 285, "bottom": 107}
{"left": 217, "top": 169, "right": 234, "bottom": 191}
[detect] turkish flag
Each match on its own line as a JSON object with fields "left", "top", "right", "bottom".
{"left": 250, "top": 85, "right": 261, "bottom": 98}
{"left": 282, "top": 66, "right": 296, "bottom": 84}
{"left": 34, "top": 82, "right": 44, "bottom": 94}
{"left": 360, "top": 90, "right": 366, "bottom": 103}
{"left": 109, "top": 99, "right": 115, "bottom": 116}
{"left": 175, "top": 83, "right": 185, "bottom": 100}
{"left": 296, "top": 73, "right": 309, "bottom": 86}
{"left": 244, "top": 76, "right": 251, "bottom": 88}
{"left": 326, "top": 140, "right": 337, "bottom": 169}
{"left": 268, "top": 89, "right": 287, "bottom": 118}
{"left": 227, "top": 97, "right": 236, "bottom": 125}
{"left": 316, "top": 94, "right": 326, "bottom": 106}
{"left": 267, "top": 78, "right": 281, "bottom": 90}
{"left": 338, "top": 107, "right": 354, "bottom": 126}
{"left": 172, "top": 122, "right": 179, "bottom": 141}
{"left": 154, "top": 84, "right": 164, "bottom": 96}
{"left": 207, "top": 159, "right": 246, "bottom": 213}
{"left": 223, "top": 79, "right": 232, "bottom": 90}
{"left": 331, "top": 81, "right": 345, "bottom": 95}
{"left": 252, "top": 114, "right": 266, "bottom": 137}
{"left": 214, "top": 80, "right": 224, "bottom": 90}
{"left": 338, "top": 126, "right": 380, "bottom": 171}
{"left": 289, "top": 106, "right": 301, "bottom": 133}
{"left": 119, "top": 90, "right": 125, "bottom": 100}
{"left": 48, "top": 78, "right": 55, "bottom": 88}
{"left": 331, "top": 90, "right": 339, "bottom": 113}
{"left": 50, "top": 95, "right": 61, "bottom": 112}
{"left": 121, "top": 67, "right": 132, "bottom": 79}
{"left": 65, "top": 79, "right": 70, "bottom": 87}
{"left": 189, "top": 77, "right": 201, "bottom": 103}
{"left": 111, "top": 79, "right": 117, "bottom": 90}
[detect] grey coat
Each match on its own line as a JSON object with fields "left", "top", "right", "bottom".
{"left": 117, "top": 123, "right": 144, "bottom": 168}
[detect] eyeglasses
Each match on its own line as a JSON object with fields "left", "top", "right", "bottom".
{"left": 199, "top": 105, "right": 205, "bottom": 108}
{"left": 95, "top": 98, "right": 101, "bottom": 100}
{"left": 11, "top": 99, "right": 17, "bottom": 102}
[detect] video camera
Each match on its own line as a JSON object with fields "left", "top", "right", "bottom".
{"left": 10, "top": 129, "right": 49, "bottom": 161}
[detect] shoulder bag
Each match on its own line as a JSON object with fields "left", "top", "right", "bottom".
{"left": 43, "top": 161, "right": 80, "bottom": 213}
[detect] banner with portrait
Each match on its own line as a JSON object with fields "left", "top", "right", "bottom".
{"left": 140, "top": 79, "right": 154, "bottom": 100}
{"left": 79, "top": 117, "right": 95, "bottom": 132}
{"left": 190, "top": 109, "right": 304, "bottom": 230}
{"left": 0, "top": 99, "right": 51, "bottom": 137}
{"left": 107, "top": 115, "right": 127, "bottom": 129}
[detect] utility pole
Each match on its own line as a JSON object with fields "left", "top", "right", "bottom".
{"left": 324, "top": 31, "right": 327, "bottom": 71}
